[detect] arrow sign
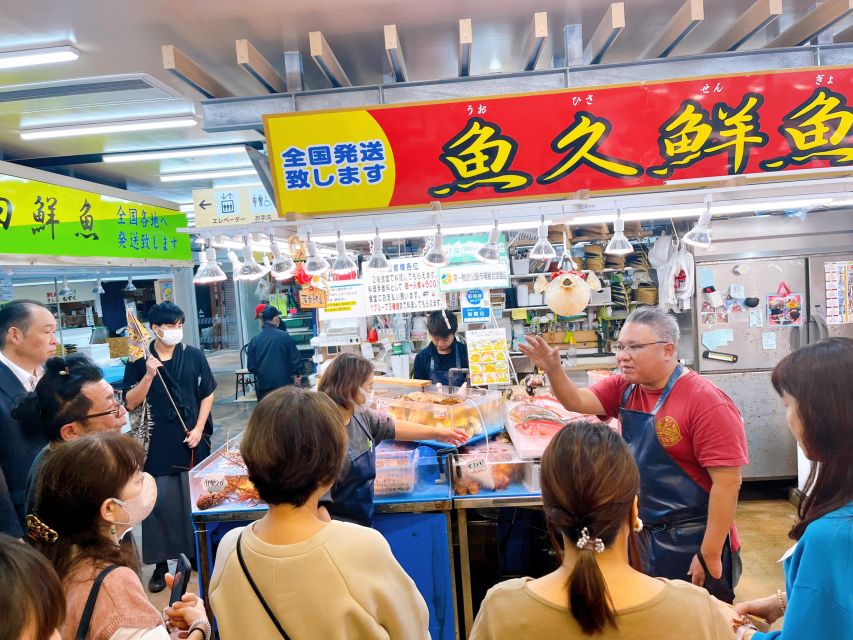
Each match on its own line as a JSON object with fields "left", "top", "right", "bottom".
{"left": 198, "top": 200, "right": 211, "bottom": 210}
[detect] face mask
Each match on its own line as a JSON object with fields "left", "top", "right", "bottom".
{"left": 357, "top": 386, "right": 374, "bottom": 412}
{"left": 157, "top": 327, "right": 183, "bottom": 346}
{"left": 110, "top": 472, "right": 157, "bottom": 541}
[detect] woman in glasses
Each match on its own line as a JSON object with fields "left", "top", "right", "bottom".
{"left": 520, "top": 306, "right": 748, "bottom": 602}
{"left": 15, "top": 354, "right": 128, "bottom": 518}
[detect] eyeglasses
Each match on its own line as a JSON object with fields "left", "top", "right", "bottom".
{"left": 83, "top": 391, "right": 125, "bottom": 420}
{"left": 612, "top": 341, "right": 668, "bottom": 354}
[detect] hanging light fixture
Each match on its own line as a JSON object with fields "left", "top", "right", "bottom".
{"left": 422, "top": 222, "right": 448, "bottom": 268}
{"left": 364, "top": 226, "right": 391, "bottom": 272}
{"left": 529, "top": 214, "right": 556, "bottom": 260}
{"left": 58, "top": 277, "right": 72, "bottom": 296}
{"left": 304, "top": 232, "right": 331, "bottom": 277}
{"left": 123, "top": 276, "right": 137, "bottom": 292}
{"left": 226, "top": 249, "right": 242, "bottom": 274}
{"left": 476, "top": 217, "right": 501, "bottom": 263}
{"left": 331, "top": 230, "right": 358, "bottom": 277}
{"left": 558, "top": 227, "right": 577, "bottom": 271}
{"left": 269, "top": 237, "right": 295, "bottom": 281}
{"left": 683, "top": 195, "right": 713, "bottom": 249}
{"left": 194, "top": 245, "right": 227, "bottom": 284}
{"left": 92, "top": 276, "right": 105, "bottom": 295}
{"left": 236, "top": 238, "right": 268, "bottom": 281}
{"left": 605, "top": 207, "right": 633, "bottom": 255}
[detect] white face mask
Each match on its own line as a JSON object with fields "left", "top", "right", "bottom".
{"left": 109, "top": 472, "right": 158, "bottom": 542}
{"left": 157, "top": 327, "right": 183, "bottom": 346}
{"left": 358, "top": 386, "right": 374, "bottom": 412}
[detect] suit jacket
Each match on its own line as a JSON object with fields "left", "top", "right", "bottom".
{"left": 0, "top": 361, "right": 47, "bottom": 537}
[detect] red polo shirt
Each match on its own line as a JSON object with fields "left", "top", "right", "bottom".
{"left": 589, "top": 369, "right": 749, "bottom": 551}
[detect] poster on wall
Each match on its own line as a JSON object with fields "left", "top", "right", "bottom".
{"left": 461, "top": 288, "right": 490, "bottom": 323}
{"left": 318, "top": 280, "right": 369, "bottom": 320}
{"left": 767, "top": 293, "right": 803, "bottom": 326}
{"left": 824, "top": 260, "right": 853, "bottom": 324}
{"left": 265, "top": 66, "right": 853, "bottom": 216}
{"left": 467, "top": 327, "right": 511, "bottom": 386}
{"left": 363, "top": 257, "right": 443, "bottom": 314}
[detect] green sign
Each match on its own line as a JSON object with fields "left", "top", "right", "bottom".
{"left": 442, "top": 232, "right": 509, "bottom": 265}
{"left": 0, "top": 174, "right": 191, "bottom": 261}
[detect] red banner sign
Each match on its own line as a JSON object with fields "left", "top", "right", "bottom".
{"left": 264, "top": 66, "right": 853, "bottom": 215}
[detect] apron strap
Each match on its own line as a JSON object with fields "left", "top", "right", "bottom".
{"left": 621, "top": 364, "right": 684, "bottom": 417}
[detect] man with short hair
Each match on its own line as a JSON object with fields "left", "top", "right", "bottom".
{"left": 520, "top": 306, "right": 748, "bottom": 601}
{"left": 247, "top": 306, "right": 302, "bottom": 401}
{"left": 0, "top": 300, "right": 57, "bottom": 536}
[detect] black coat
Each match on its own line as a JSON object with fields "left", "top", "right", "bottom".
{"left": 0, "top": 361, "right": 47, "bottom": 536}
{"left": 247, "top": 323, "right": 302, "bottom": 395}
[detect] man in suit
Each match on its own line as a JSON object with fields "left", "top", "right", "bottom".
{"left": 246, "top": 306, "right": 302, "bottom": 401}
{"left": 0, "top": 300, "right": 57, "bottom": 536}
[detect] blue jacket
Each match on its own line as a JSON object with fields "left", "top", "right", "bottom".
{"left": 753, "top": 501, "right": 853, "bottom": 639}
{"left": 246, "top": 323, "right": 302, "bottom": 395}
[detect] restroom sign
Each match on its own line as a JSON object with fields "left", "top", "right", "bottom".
{"left": 462, "top": 288, "right": 490, "bottom": 323}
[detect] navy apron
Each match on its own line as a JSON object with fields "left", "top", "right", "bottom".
{"left": 621, "top": 364, "right": 734, "bottom": 598}
{"left": 428, "top": 341, "right": 464, "bottom": 387}
{"left": 328, "top": 412, "right": 377, "bottom": 527}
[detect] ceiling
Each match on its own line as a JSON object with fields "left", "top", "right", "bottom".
{"left": 0, "top": 0, "right": 851, "bottom": 212}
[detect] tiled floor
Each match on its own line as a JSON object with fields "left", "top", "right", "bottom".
{"left": 142, "top": 348, "right": 796, "bottom": 631}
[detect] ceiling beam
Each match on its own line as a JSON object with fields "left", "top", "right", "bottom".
{"left": 584, "top": 3, "right": 626, "bottom": 65}
{"left": 643, "top": 0, "right": 704, "bottom": 59}
{"left": 283, "top": 51, "right": 305, "bottom": 92}
{"left": 235, "top": 39, "right": 286, "bottom": 93}
{"left": 162, "top": 45, "right": 231, "bottom": 98}
{"left": 459, "top": 18, "right": 473, "bottom": 77}
{"left": 308, "top": 31, "right": 352, "bottom": 88}
{"left": 765, "top": 0, "right": 853, "bottom": 48}
{"left": 523, "top": 12, "right": 549, "bottom": 71}
{"left": 384, "top": 24, "right": 408, "bottom": 83}
{"left": 708, "top": 0, "right": 783, "bottom": 52}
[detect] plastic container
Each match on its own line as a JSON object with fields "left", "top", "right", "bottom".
{"left": 374, "top": 385, "right": 504, "bottom": 444}
{"left": 374, "top": 448, "right": 420, "bottom": 496}
{"left": 189, "top": 434, "right": 266, "bottom": 514}
{"left": 452, "top": 440, "right": 532, "bottom": 497}
{"left": 516, "top": 284, "right": 529, "bottom": 307}
{"left": 512, "top": 258, "right": 530, "bottom": 275}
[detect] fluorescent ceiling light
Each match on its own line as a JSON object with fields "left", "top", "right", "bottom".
{"left": 179, "top": 204, "right": 194, "bottom": 213}
{"left": 0, "top": 45, "right": 78, "bottom": 70}
{"left": 103, "top": 145, "right": 247, "bottom": 163}
{"left": 161, "top": 168, "right": 256, "bottom": 182}
{"left": 21, "top": 116, "right": 197, "bottom": 140}
{"left": 309, "top": 219, "right": 552, "bottom": 244}
{"left": 664, "top": 166, "right": 853, "bottom": 185}
{"left": 214, "top": 180, "right": 263, "bottom": 189}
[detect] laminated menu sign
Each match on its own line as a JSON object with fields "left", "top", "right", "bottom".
{"left": 364, "top": 257, "right": 443, "bottom": 314}
{"left": 824, "top": 261, "right": 853, "bottom": 324}
{"left": 467, "top": 327, "right": 511, "bottom": 386}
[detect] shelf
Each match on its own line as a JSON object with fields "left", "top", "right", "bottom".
{"left": 509, "top": 273, "right": 549, "bottom": 280}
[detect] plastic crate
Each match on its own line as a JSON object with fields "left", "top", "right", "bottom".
{"left": 374, "top": 448, "right": 420, "bottom": 496}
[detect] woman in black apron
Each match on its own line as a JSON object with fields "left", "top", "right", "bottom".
{"left": 412, "top": 310, "right": 469, "bottom": 388}
{"left": 317, "top": 353, "right": 466, "bottom": 526}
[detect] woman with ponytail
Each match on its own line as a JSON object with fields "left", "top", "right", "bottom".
{"left": 470, "top": 421, "right": 735, "bottom": 639}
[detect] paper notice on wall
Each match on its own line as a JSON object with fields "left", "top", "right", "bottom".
{"left": 749, "top": 308, "right": 763, "bottom": 328}
{"left": 762, "top": 332, "right": 777, "bottom": 350}
{"left": 824, "top": 261, "right": 853, "bottom": 325}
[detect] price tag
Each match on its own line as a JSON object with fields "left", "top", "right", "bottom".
{"left": 511, "top": 308, "right": 528, "bottom": 320}
{"left": 432, "top": 405, "right": 449, "bottom": 419}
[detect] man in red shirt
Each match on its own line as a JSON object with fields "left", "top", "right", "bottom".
{"left": 520, "top": 307, "right": 747, "bottom": 599}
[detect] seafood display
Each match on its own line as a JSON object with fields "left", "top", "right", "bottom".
{"left": 189, "top": 436, "right": 265, "bottom": 513}
{"left": 374, "top": 384, "right": 504, "bottom": 442}
{"left": 453, "top": 436, "right": 525, "bottom": 496}
{"left": 374, "top": 447, "right": 420, "bottom": 496}
{"left": 505, "top": 396, "right": 619, "bottom": 459}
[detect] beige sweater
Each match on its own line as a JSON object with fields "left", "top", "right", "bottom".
{"left": 470, "top": 577, "right": 734, "bottom": 640}
{"left": 210, "top": 520, "right": 430, "bottom": 640}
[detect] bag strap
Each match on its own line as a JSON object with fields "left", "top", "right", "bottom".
{"left": 236, "top": 532, "right": 291, "bottom": 640}
{"left": 75, "top": 564, "right": 122, "bottom": 640}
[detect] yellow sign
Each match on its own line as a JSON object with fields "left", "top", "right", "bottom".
{"left": 265, "top": 110, "right": 395, "bottom": 216}
{"left": 511, "top": 308, "right": 529, "bottom": 320}
{"left": 298, "top": 286, "right": 328, "bottom": 309}
{"left": 0, "top": 173, "right": 190, "bottom": 261}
